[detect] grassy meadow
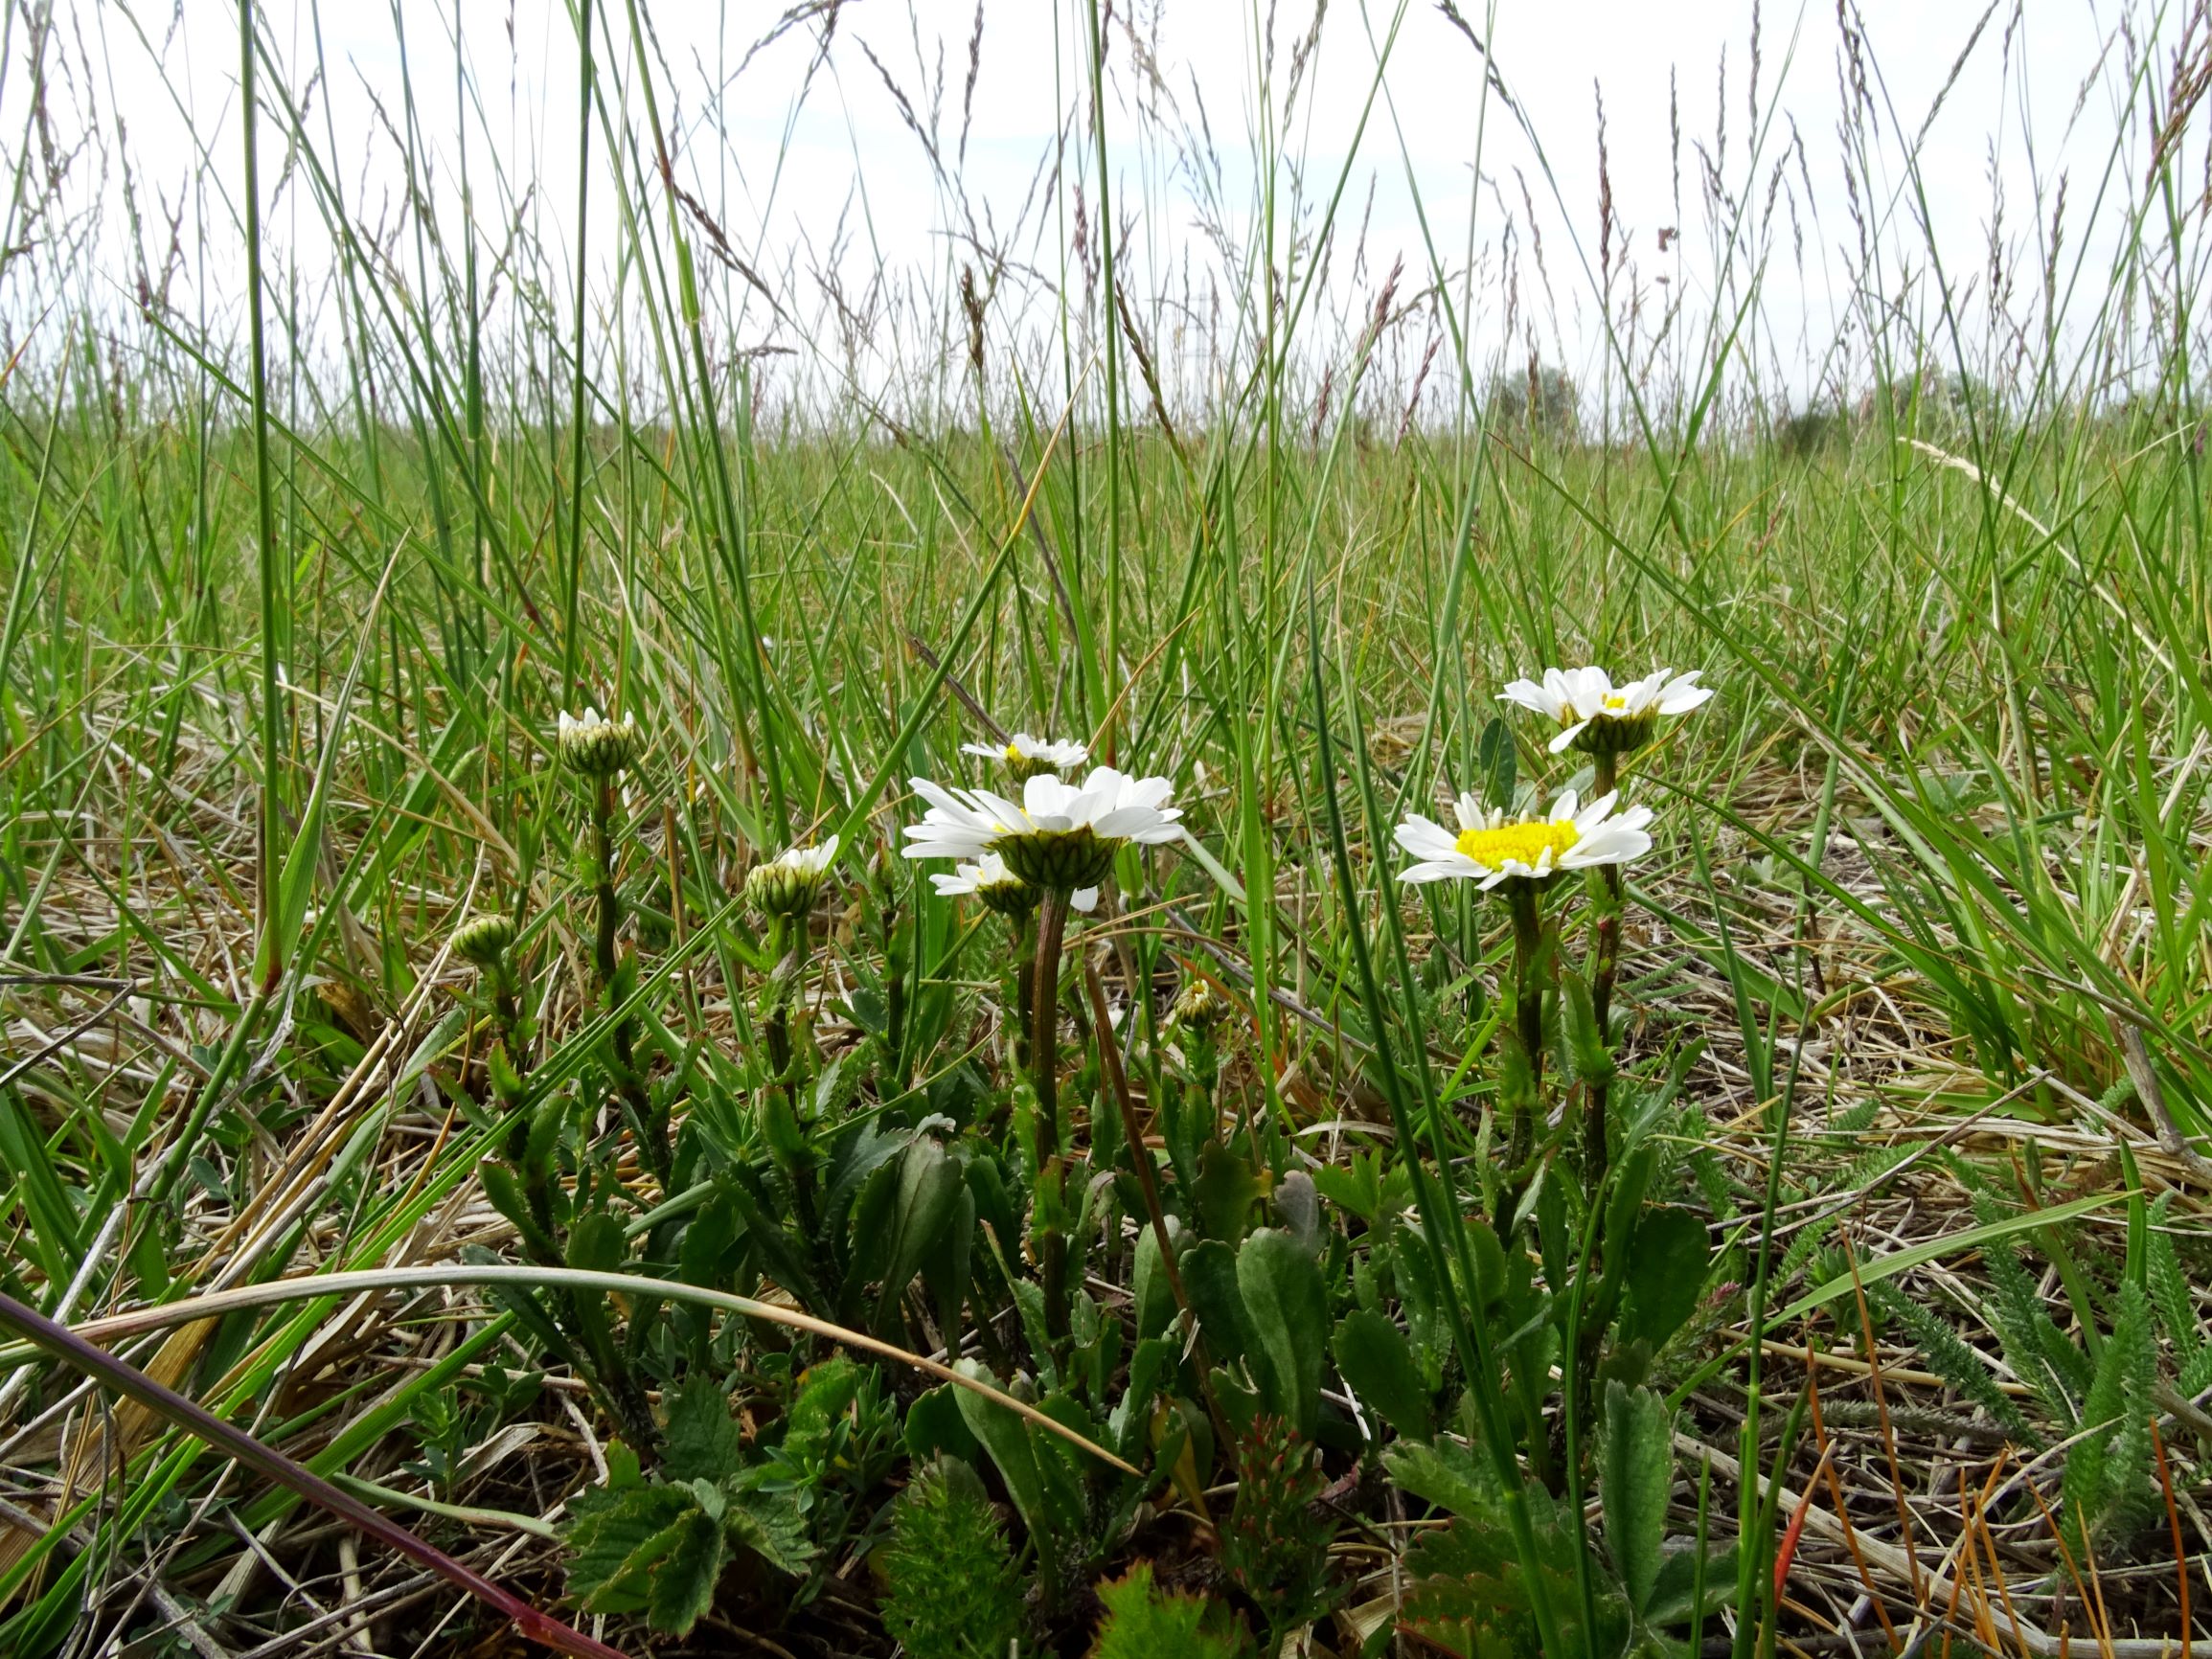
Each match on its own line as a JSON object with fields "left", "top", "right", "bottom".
{"left": 0, "top": 1, "right": 2208, "bottom": 1655}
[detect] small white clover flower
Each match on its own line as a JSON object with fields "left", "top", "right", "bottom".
{"left": 1395, "top": 789, "right": 1653, "bottom": 890}
{"left": 1498, "top": 666, "right": 1714, "bottom": 755}
{"left": 902, "top": 766, "right": 1178, "bottom": 895}
{"left": 961, "top": 732, "right": 1091, "bottom": 783}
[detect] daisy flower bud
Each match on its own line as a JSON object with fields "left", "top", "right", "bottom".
{"left": 744, "top": 834, "right": 840, "bottom": 920}
{"left": 1172, "top": 978, "right": 1231, "bottom": 1032}
{"left": 556, "top": 706, "right": 641, "bottom": 778}
{"left": 451, "top": 913, "right": 516, "bottom": 969}
{"left": 1498, "top": 667, "right": 1714, "bottom": 756}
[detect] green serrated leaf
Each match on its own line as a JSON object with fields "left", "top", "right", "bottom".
{"left": 1599, "top": 1381, "right": 1673, "bottom": 1615}
{"left": 1334, "top": 1308, "right": 1434, "bottom": 1443}
{"left": 1237, "top": 1227, "right": 1327, "bottom": 1437}
{"left": 1089, "top": 1560, "right": 1252, "bottom": 1658}
{"left": 1618, "top": 1207, "right": 1711, "bottom": 1354}
{"left": 1182, "top": 1238, "right": 1253, "bottom": 1366}
{"left": 723, "top": 1487, "right": 816, "bottom": 1577}
{"left": 1195, "top": 1140, "right": 1266, "bottom": 1244}
{"left": 647, "top": 1506, "right": 729, "bottom": 1634}
{"left": 562, "top": 1481, "right": 698, "bottom": 1620}
{"left": 1383, "top": 1437, "right": 1501, "bottom": 1520}
{"left": 663, "top": 1378, "right": 745, "bottom": 1486}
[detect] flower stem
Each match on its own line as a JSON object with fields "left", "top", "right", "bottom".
{"left": 1585, "top": 750, "right": 1622, "bottom": 1194}
{"left": 592, "top": 779, "right": 671, "bottom": 1192}
{"left": 761, "top": 914, "right": 820, "bottom": 1238}
{"left": 1031, "top": 891, "right": 1070, "bottom": 1149}
{"left": 1506, "top": 881, "right": 1546, "bottom": 1192}
{"left": 1011, "top": 912, "right": 1037, "bottom": 1075}
{"left": 1082, "top": 961, "right": 1235, "bottom": 1452}
{"left": 1031, "top": 890, "right": 1071, "bottom": 1338}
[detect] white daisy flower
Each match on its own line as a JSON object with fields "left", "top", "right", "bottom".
{"left": 745, "top": 833, "right": 840, "bottom": 919}
{"left": 1497, "top": 666, "right": 1714, "bottom": 755}
{"left": 902, "top": 766, "right": 1179, "bottom": 894}
{"left": 556, "top": 706, "right": 641, "bottom": 776}
{"left": 1395, "top": 789, "right": 1653, "bottom": 890}
{"left": 929, "top": 851, "right": 1079, "bottom": 917}
{"left": 961, "top": 731, "right": 1091, "bottom": 782}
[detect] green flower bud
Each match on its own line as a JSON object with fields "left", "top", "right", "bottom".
{"left": 745, "top": 836, "right": 840, "bottom": 920}
{"left": 556, "top": 707, "right": 640, "bottom": 777}
{"left": 977, "top": 875, "right": 1040, "bottom": 918}
{"left": 1568, "top": 712, "right": 1656, "bottom": 757}
{"left": 1172, "top": 978, "right": 1232, "bottom": 1032}
{"left": 992, "top": 827, "right": 1120, "bottom": 894}
{"left": 452, "top": 913, "right": 517, "bottom": 968}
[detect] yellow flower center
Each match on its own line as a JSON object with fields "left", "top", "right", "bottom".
{"left": 1006, "top": 742, "right": 1025, "bottom": 761}
{"left": 1601, "top": 693, "right": 1630, "bottom": 711}
{"left": 1454, "top": 818, "right": 1581, "bottom": 871}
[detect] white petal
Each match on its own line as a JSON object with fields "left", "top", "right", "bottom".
{"left": 1570, "top": 789, "right": 1617, "bottom": 831}
{"left": 911, "top": 776, "right": 973, "bottom": 816}
{"left": 1399, "top": 858, "right": 1475, "bottom": 884}
{"left": 1071, "top": 886, "right": 1100, "bottom": 913}
{"left": 1394, "top": 814, "right": 1460, "bottom": 860}
{"left": 1021, "top": 773, "right": 1080, "bottom": 819}
{"left": 1451, "top": 794, "right": 1495, "bottom": 831}
{"left": 1563, "top": 667, "right": 1613, "bottom": 716}
{"left": 1548, "top": 718, "right": 1590, "bottom": 754}
{"left": 1498, "top": 678, "right": 1562, "bottom": 717}
{"left": 1084, "top": 806, "right": 1146, "bottom": 839}
{"left": 1564, "top": 824, "right": 1652, "bottom": 867}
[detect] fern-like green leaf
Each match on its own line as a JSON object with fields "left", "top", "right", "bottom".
{"left": 1873, "top": 1283, "right": 2041, "bottom": 1447}
{"left": 1088, "top": 1561, "right": 1251, "bottom": 1658}
{"left": 2060, "top": 1281, "right": 2159, "bottom": 1550}
{"left": 2146, "top": 1195, "right": 2206, "bottom": 1379}
{"left": 878, "top": 1459, "right": 1023, "bottom": 1659}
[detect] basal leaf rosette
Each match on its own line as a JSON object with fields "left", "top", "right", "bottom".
{"left": 1395, "top": 789, "right": 1653, "bottom": 892}
{"left": 961, "top": 732, "right": 1090, "bottom": 784}
{"left": 902, "top": 766, "right": 1180, "bottom": 897}
{"left": 1498, "top": 667, "right": 1713, "bottom": 757}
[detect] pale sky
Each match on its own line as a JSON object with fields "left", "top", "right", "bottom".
{"left": 12, "top": 1, "right": 2195, "bottom": 417}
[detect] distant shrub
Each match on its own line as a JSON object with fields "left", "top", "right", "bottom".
{"left": 1485, "top": 361, "right": 1581, "bottom": 443}
{"left": 1775, "top": 404, "right": 1841, "bottom": 458}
